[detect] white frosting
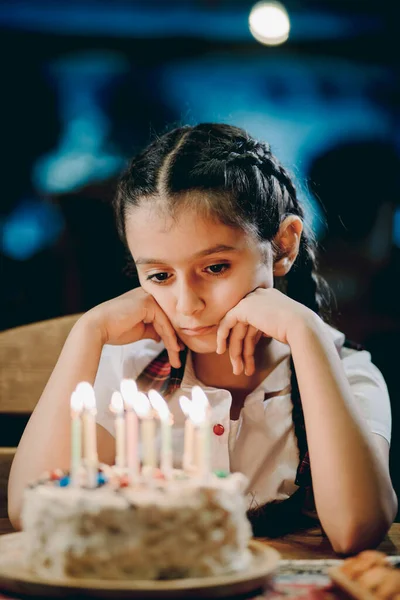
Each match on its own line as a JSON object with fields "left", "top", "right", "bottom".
{"left": 22, "top": 473, "right": 252, "bottom": 580}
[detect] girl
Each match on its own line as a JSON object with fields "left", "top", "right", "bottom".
{"left": 8, "top": 123, "right": 397, "bottom": 553}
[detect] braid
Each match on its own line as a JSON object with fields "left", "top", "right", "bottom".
{"left": 257, "top": 149, "right": 332, "bottom": 484}
{"left": 287, "top": 235, "right": 331, "bottom": 320}
{"left": 285, "top": 233, "right": 332, "bottom": 484}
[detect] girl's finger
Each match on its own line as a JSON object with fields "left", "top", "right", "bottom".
{"left": 142, "top": 324, "right": 162, "bottom": 343}
{"left": 152, "top": 309, "right": 181, "bottom": 368}
{"left": 243, "top": 325, "right": 259, "bottom": 376}
{"left": 153, "top": 321, "right": 181, "bottom": 368}
{"left": 228, "top": 323, "right": 248, "bottom": 375}
{"left": 216, "top": 312, "right": 239, "bottom": 355}
{"left": 153, "top": 307, "right": 180, "bottom": 351}
{"left": 254, "top": 330, "right": 263, "bottom": 345}
{"left": 168, "top": 348, "right": 181, "bottom": 370}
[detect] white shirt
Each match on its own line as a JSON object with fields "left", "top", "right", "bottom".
{"left": 94, "top": 324, "right": 391, "bottom": 509}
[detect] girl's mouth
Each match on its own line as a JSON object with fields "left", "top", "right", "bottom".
{"left": 179, "top": 325, "right": 217, "bottom": 337}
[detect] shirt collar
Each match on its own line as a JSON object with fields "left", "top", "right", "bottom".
{"left": 180, "top": 347, "right": 291, "bottom": 397}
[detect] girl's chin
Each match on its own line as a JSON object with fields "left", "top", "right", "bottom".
{"left": 179, "top": 335, "right": 217, "bottom": 354}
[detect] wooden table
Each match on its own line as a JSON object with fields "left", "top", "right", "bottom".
{"left": 264, "top": 522, "right": 400, "bottom": 559}
{"left": 1, "top": 517, "right": 399, "bottom": 559}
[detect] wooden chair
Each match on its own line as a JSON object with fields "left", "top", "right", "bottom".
{"left": 0, "top": 314, "right": 81, "bottom": 520}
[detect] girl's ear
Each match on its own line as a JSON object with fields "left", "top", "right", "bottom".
{"left": 273, "top": 216, "right": 303, "bottom": 276}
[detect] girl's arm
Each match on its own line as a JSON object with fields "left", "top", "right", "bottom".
{"left": 288, "top": 315, "right": 397, "bottom": 554}
{"left": 8, "top": 288, "right": 181, "bottom": 530}
{"left": 8, "top": 315, "right": 104, "bottom": 529}
{"left": 217, "top": 288, "right": 397, "bottom": 554}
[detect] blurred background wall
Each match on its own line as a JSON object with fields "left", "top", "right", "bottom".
{"left": 0, "top": 0, "right": 399, "bottom": 508}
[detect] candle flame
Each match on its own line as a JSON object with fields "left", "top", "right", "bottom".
{"left": 70, "top": 391, "right": 83, "bottom": 413}
{"left": 120, "top": 379, "right": 138, "bottom": 409}
{"left": 148, "top": 389, "right": 170, "bottom": 421}
{"left": 130, "top": 391, "right": 151, "bottom": 418}
{"left": 192, "top": 386, "right": 209, "bottom": 408}
{"left": 110, "top": 391, "right": 125, "bottom": 414}
{"left": 75, "top": 381, "right": 96, "bottom": 411}
{"left": 179, "top": 395, "right": 192, "bottom": 417}
{"left": 190, "top": 386, "right": 209, "bottom": 425}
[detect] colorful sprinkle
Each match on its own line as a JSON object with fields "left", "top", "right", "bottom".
{"left": 153, "top": 468, "right": 165, "bottom": 480}
{"left": 50, "top": 469, "right": 63, "bottom": 481}
{"left": 214, "top": 470, "right": 229, "bottom": 478}
{"left": 119, "top": 475, "right": 130, "bottom": 488}
{"left": 97, "top": 473, "right": 107, "bottom": 486}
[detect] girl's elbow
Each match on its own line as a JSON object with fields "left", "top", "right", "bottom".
{"left": 329, "top": 511, "right": 394, "bottom": 556}
{"left": 330, "top": 531, "right": 380, "bottom": 556}
{"left": 326, "top": 488, "right": 398, "bottom": 555}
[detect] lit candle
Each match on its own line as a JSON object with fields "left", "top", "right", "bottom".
{"left": 179, "top": 395, "right": 194, "bottom": 474}
{"left": 120, "top": 379, "right": 140, "bottom": 483}
{"left": 191, "top": 386, "right": 211, "bottom": 479}
{"left": 149, "top": 390, "right": 172, "bottom": 476}
{"left": 70, "top": 391, "right": 83, "bottom": 486}
{"left": 130, "top": 391, "right": 156, "bottom": 471}
{"left": 76, "top": 382, "right": 98, "bottom": 488}
{"left": 109, "top": 391, "right": 125, "bottom": 470}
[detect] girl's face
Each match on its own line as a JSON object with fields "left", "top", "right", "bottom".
{"left": 126, "top": 204, "right": 274, "bottom": 353}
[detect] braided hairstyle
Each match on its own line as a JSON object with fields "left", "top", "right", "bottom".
{"left": 114, "top": 122, "right": 332, "bottom": 478}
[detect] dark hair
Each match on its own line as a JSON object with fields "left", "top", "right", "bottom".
{"left": 114, "top": 123, "right": 332, "bottom": 506}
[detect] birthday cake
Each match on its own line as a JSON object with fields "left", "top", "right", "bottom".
{"left": 21, "top": 468, "right": 252, "bottom": 580}
{"left": 21, "top": 382, "right": 253, "bottom": 580}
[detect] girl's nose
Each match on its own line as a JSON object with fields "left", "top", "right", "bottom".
{"left": 176, "top": 282, "right": 204, "bottom": 316}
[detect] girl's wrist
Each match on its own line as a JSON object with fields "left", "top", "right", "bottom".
{"left": 286, "top": 309, "right": 324, "bottom": 349}
{"left": 74, "top": 309, "right": 108, "bottom": 347}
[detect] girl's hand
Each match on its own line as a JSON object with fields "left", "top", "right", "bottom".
{"left": 84, "top": 288, "right": 182, "bottom": 368}
{"left": 216, "top": 288, "right": 317, "bottom": 376}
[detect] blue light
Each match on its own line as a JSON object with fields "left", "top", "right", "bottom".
{"left": 393, "top": 207, "right": 400, "bottom": 249}
{"left": 1, "top": 199, "right": 64, "bottom": 261}
{"left": 159, "top": 55, "right": 391, "bottom": 239}
{"left": 33, "top": 51, "right": 126, "bottom": 194}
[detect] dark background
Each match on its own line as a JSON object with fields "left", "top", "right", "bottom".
{"left": 1, "top": 0, "right": 399, "bottom": 514}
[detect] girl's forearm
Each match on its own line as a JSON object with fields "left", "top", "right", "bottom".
{"left": 288, "top": 315, "right": 397, "bottom": 554}
{"left": 8, "top": 314, "right": 104, "bottom": 528}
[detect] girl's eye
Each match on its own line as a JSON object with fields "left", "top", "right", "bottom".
{"left": 146, "top": 264, "right": 229, "bottom": 283}
{"left": 205, "top": 263, "right": 230, "bottom": 276}
{"left": 147, "top": 272, "right": 171, "bottom": 283}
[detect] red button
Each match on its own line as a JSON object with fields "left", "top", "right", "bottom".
{"left": 213, "top": 424, "right": 225, "bottom": 436}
